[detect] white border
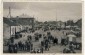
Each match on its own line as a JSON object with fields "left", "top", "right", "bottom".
{"left": 0, "top": 1, "right": 83, "bottom": 55}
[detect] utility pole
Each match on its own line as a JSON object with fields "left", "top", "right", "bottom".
{"left": 7, "top": 7, "right": 12, "bottom": 38}
{"left": 56, "top": 10, "right": 57, "bottom": 22}
{"left": 56, "top": 18, "right": 57, "bottom": 26}
{"left": 7, "top": 7, "right": 11, "bottom": 18}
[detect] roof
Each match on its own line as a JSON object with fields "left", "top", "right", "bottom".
{"left": 16, "top": 14, "right": 33, "bottom": 18}
{"left": 3, "top": 18, "right": 18, "bottom": 26}
{"left": 67, "top": 34, "right": 76, "bottom": 37}
{"left": 3, "top": 16, "right": 35, "bottom": 26}
{"left": 10, "top": 18, "right": 34, "bottom": 25}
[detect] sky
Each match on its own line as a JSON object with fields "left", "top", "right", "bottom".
{"left": 3, "top": 2, "right": 82, "bottom": 22}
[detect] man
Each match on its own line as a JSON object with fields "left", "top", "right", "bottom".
{"left": 8, "top": 43, "right": 13, "bottom": 53}
{"left": 41, "top": 41, "right": 44, "bottom": 47}
{"left": 45, "top": 38, "right": 49, "bottom": 51}
{"left": 25, "top": 41, "right": 28, "bottom": 50}
{"left": 27, "top": 42, "right": 30, "bottom": 52}
{"left": 29, "top": 35, "right": 32, "bottom": 40}
{"left": 13, "top": 44, "right": 18, "bottom": 53}
{"left": 48, "top": 33, "right": 53, "bottom": 41}
{"left": 40, "top": 47, "right": 43, "bottom": 53}
{"left": 64, "top": 39, "right": 68, "bottom": 46}
{"left": 10, "top": 37, "right": 14, "bottom": 43}
{"left": 69, "top": 43, "right": 75, "bottom": 53}
{"left": 39, "top": 34, "right": 42, "bottom": 38}
{"left": 53, "top": 37, "right": 58, "bottom": 45}
{"left": 18, "top": 41, "right": 22, "bottom": 50}
{"left": 61, "top": 39, "right": 64, "bottom": 45}
{"left": 30, "top": 42, "right": 33, "bottom": 51}
{"left": 22, "top": 43, "right": 25, "bottom": 50}
{"left": 35, "top": 36, "right": 39, "bottom": 41}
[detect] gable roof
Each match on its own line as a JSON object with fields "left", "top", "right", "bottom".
{"left": 17, "top": 14, "right": 33, "bottom": 18}
{"left": 3, "top": 17, "right": 34, "bottom": 26}
{"left": 3, "top": 17, "right": 18, "bottom": 26}
{"left": 10, "top": 18, "right": 34, "bottom": 25}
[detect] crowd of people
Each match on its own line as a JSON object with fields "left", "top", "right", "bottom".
{"left": 5, "top": 26, "right": 81, "bottom": 53}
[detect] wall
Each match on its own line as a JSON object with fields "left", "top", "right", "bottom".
{"left": 3, "top": 23, "right": 10, "bottom": 39}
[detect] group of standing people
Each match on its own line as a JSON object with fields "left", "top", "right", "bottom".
{"left": 18, "top": 40, "right": 33, "bottom": 51}
{"left": 40, "top": 32, "right": 59, "bottom": 51}
{"left": 7, "top": 35, "right": 33, "bottom": 53}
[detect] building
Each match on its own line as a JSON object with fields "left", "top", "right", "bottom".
{"left": 3, "top": 18, "right": 18, "bottom": 45}
{"left": 3, "top": 18, "right": 18, "bottom": 39}
{"left": 10, "top": 18, "right": 34, "bottom": 32}
{"left": 3, "top": 14, "right": 35, "bottom": 39}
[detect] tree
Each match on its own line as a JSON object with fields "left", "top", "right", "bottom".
{"left": 66, "top": 20, "right": 74, "bottom": 26}
{"left": 75, "top": 19, "right": 82, "bottom": 28}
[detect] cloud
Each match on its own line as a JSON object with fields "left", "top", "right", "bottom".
{"left": 3, "top": 2, "right": 82, "bottom": 22}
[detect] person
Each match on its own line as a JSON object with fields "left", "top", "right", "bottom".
{"left": 40, "top": 47, "right": 43, "bottom": 53}
{"left": 33, "top": 48, "right": 36, "bottom": 53}
{"left": 27, "top": 42, "right": 30, "bottom": 52}
{"left": 8, "top": 43, "right": 13, "bottom": 53}
{"left": 20, "top": 34, "right": 22, "bottom": 38}
{"left": 22, "top": 43, "right": 25, "bottom": 50}
{"left": 47, "top": 32, "right": 53, "bottom": 43}
{"left": 24, "top": 42, "right": 27, "bottom": 51}
{"left": 53, "top": 37, "right": 58, "bottom": 45}
{"left": 39, "top": 34, "right": 42, "bottom": 38}
{"left": 15, "top": 43, "right": 18, "bottom": 50}
{"left": 69, "top": 43, "right": 75, "bottom": 53}
{"left": 45, "top": 38, "right": 49, "bottom": 51}
{"left": 41, "top": 41, "right": 44, "bottom": 47}
{"left": 63, "top": 31, "right": 64, "bottom": 34}
{"left": 61, "top": 38, "right": 65, "bottom": 46}
{"left": 31, "top": 49, "right": 33, "bottom": 53}
{"left": 10, "top": 37, "right": 14, "bottom": 43}
{"left": 37, "top": 49, "right": 41, "bottom": 53}
{"left": 76, "top": 42, "right": 82, "bottom": 50}
{"left": 64, "top": 39, "right": 68, "bottom": 46}
{"left": 29, "top": 35, "right": 32, "bottom": 40}
{"left": 27, "top": 35, "right": 30, "bottom": 41}
{"left": 18, "top": 41, "right": 22, "bottom": 50}
{"left": 63, "top": 47, "right": 71, "bottom": 53}
{"left": 21, "top": 43, "right": 23, "bottom": 51}
{"left": 51, "top": 37, "right": 54, "bottom": 43}
{"left": 35, "top": 36, "right": 39, "bottom": 41}
{"left": 43, "top": 36, "right": 46, "bottom": 40}
{"left": 13, "top": 44, "right": 18, "bottom": 53}
{"left": 30, "top": 41, "right": 32, "bottom": 51}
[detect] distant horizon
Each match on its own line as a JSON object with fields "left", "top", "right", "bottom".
{"left": 3, "top": 16, "right": 81, "bottom": 23}
{"left": 3, "top": 2, "right": 82, "bottom": 22}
